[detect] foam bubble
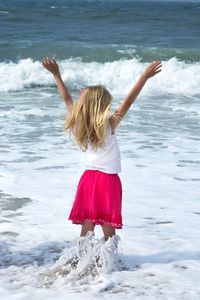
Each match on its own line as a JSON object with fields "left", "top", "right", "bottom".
{"left": 0, "top": 57, "right": 200, "bottom": 96}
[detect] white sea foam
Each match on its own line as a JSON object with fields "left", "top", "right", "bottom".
{"left": 0, "top": 57, "right": 200, "bottom": 299}
{"left": 1, "top": 57, "right": 200, "bottom": 96}
{"left": 0, "top": 10, "right": 9, "bottom": 14}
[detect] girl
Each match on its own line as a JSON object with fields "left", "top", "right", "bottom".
{"left": 42, "top": 58, "right": 162, "bottom": 265}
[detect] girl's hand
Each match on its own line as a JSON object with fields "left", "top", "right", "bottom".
{"left": 143, "top": 61, "right": 162, "bottom": 79}
{"left": 42, "top": 58, "right": 60, "bottom": 76}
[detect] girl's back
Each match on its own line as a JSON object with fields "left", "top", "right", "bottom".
{"left": 85, "top": 121, "right": 121, "bottom": 174}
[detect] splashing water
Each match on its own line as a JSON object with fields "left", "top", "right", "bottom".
{"left": 42, "top": 232, "right": 126, "bottom": 287}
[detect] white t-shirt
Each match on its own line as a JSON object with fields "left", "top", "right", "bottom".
{"left": 84, "top": 123, "right": 121, "bottom": 174}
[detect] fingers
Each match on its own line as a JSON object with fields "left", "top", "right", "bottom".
{"left": 41, "top": 57, "right": 59, "bottom": 76}
{"left": 43, "top": 58, "right": 51, "bottom": 65}
{"left": 152, "top": 61, "right": 162, "bottom": 73}
{"left": 42, "top": 62, "right": 50, "bottom": 71}
{"left": 154, "top": 69, "right": 162, "bottom": 74}
{"left": 144, "top": 60, "right": 162, "bottom": 79}
{"left": 41, "top": 58, "right": 58, "bottom": 74}
{"left": 149, "top": 61, "right": 162, "bottom": 71}
{"left": 151, "top": 61, "right": 162, "bottom": 66}
{"left": 154, "top": 64, "right": 162, "bottom": 71}
{"left": 42, "top": 57, "right": 56, "bottom": 66}
{"left": 146, "top": 61, "right": 162, "bottom": 72}
{"left": 42, "top": 58, "right": 50, "bottom": 68}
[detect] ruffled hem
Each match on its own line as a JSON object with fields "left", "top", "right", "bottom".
{"left": 69, "top": 218, "right": 123, "bottom": 229}
{"left": 68, "top": 212, "right": 122, "bottom": 229}
{"left": 68, "top": 208, "right": 123, "bottom": 229}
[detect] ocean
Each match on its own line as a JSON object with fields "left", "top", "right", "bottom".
{"left": 0, "top": 0, "right": 200, "bottom": 299}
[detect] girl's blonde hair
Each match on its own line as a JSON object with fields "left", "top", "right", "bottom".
{"left": 65, "top": 85, "right": 112, "bottom": 151}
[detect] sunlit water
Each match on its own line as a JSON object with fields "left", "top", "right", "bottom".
{"left": 1, "top": 0, "right": 200, "bottom": 299}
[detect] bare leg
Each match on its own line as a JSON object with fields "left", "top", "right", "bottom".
{"left": 102, "top": 224, "right": 116, "bottom": 241}
{"left": 80, "top": 220, "right": 95, "bottom": 237}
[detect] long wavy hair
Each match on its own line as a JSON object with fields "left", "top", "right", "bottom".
{"left": 65, "top": 85, "right": 113, "bottom": 151}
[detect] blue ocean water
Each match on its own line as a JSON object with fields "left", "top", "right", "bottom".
{"left": 0, "top": 2, "right": 200, "bottom": 299}
{"left": 0, "top": 0, "right": 200, "bottom": 62}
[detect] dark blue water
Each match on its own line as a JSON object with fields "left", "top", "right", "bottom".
{"left": 0, "top": 0, "right": 200, "bottom": 62}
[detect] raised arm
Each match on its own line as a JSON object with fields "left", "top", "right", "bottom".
{"left": 42, "top": 58, "right": 73, "bottom": 111}
{"left": 109, "top": 61, "right": 162, "bottom": 130}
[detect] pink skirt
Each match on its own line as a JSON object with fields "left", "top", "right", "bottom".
{"left": 68, "top": 170, "right": 123, "bottom": 229}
